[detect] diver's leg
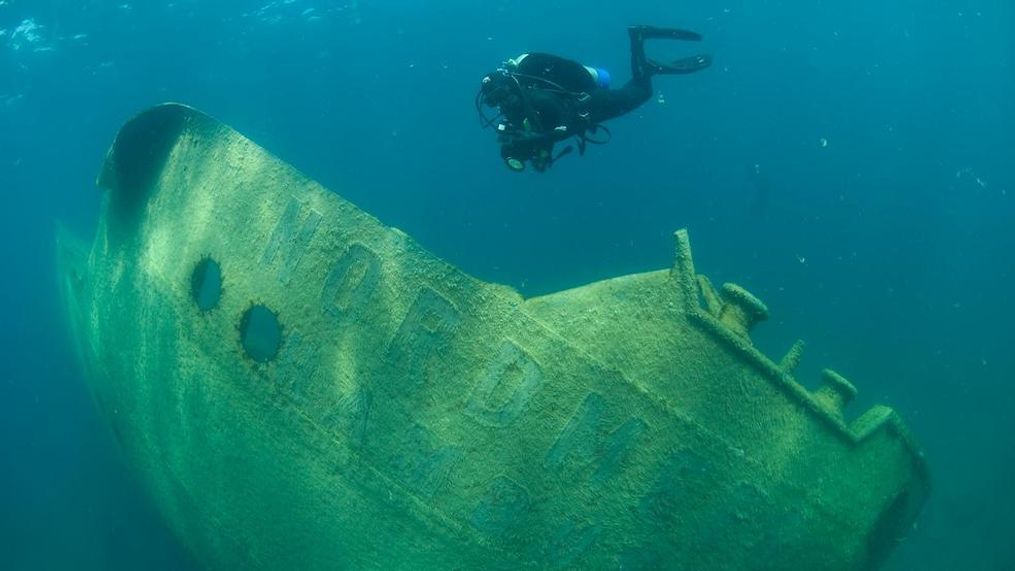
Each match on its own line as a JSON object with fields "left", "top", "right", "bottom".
{"left": 628, "top": 26, "right": 651, "bottom": 80}
{"left": 589, "top": 26, "right": 709, "bottom": 124}
{"left": 589, "top": 79, "right": 652, "bottom": 123}
{"left": 579, "top": 26, "right": 660, "bottom": 123}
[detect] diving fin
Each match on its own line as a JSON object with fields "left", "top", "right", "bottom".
{"left": 629, "top": 25, "right": 703, "bottom": 42}
{"left": 650, "top": 54, "right": 712, "bottom": 75}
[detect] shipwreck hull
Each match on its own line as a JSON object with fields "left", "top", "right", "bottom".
{"left": 57, "top": 104, "right": 927, "bottom": 570}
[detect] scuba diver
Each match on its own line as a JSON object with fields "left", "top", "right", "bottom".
{"left": 476, "top": 25, "right": 712, "bottom": 172}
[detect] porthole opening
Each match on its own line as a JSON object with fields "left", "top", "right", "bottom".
{"left": 240, "top": 304, "right": 282, "bottom": 363}
{"left": 191, "top": 258, "right": 222, "bottom": 311}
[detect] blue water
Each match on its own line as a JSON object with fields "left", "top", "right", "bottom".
{"left": 1, "top": 1, "right": 1012, "bottom": 569}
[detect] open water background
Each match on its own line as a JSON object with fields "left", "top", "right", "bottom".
{"left": 1, "top": 1, "right": 1012, "bottom": 569}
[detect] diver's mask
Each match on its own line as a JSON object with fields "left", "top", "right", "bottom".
{"left": 476, "top": 69, "right": 526, "bottom": 136}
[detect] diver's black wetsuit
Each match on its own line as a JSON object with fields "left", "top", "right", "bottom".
{"left": 511, "top": 52, "right": 649, "bottom": 136}
{"left": 478, "top": 26, "right": 711, "bottom": 172}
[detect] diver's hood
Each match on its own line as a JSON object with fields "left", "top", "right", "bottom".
{"left": 57, "top": 104, "right": 928, "bottom": 570}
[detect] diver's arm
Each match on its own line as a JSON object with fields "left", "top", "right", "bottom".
{"left": 520, "top": 124, "right": 575, "bottom": 145}
{"left": 497, "top": 123, "right": 573, "bottom": 154}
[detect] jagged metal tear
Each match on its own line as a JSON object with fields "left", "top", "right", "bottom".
{"left": 57, "top": 104, "right": 928, "bottom": 570}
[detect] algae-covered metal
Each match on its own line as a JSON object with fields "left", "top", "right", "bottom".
{"left": 57, "top": 104, "right": 928, "bottom": 570}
